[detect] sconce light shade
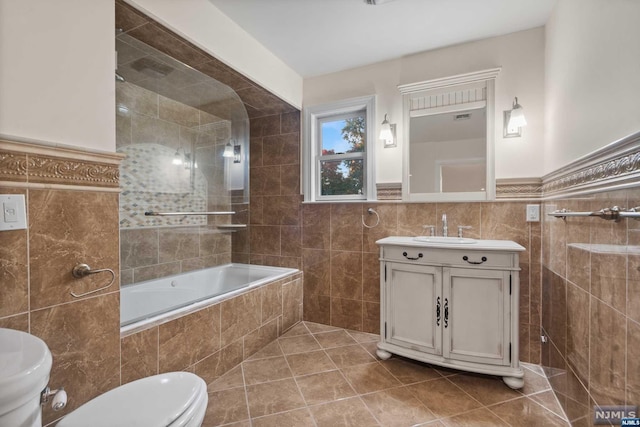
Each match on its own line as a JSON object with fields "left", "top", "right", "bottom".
{"left": 172, "top": 148, "right": 183, "bottom": 165}
{"left": 507, "top": 97, "right": 527, "bottom": 128}
{"left": 379, "top": 114, "right": 397, "bottom": 148}
{"left": 503, "top": 97, "right": 527, "bottom": 138}
{"left": 223, "top": 141, "right": 234, "bottom": 158}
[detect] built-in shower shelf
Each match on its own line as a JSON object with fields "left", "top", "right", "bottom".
{"left": 144, "top": 211, "right": 235, "bottom": 216}
{"left": 215, "top": 224, "right": 247, "bottom": 230}
{"left": 567, "top": 243, "right": 640, "bottom": 255}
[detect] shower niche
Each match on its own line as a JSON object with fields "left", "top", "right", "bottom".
{"left": 116, "top": 32, "right": 249, "bottom": 286}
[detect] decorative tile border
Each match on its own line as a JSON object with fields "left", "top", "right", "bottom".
{"left": 542, "top": 130, "right": 640, "bottom": 199}
{"left": 0, "top": 151, "right": 27, "bottom": 181}
{"left": 376, "top": 182, "right": 402, "bottom": 200}
{"left": 496, "top": 178, "right": 543, "bottom": 200}
{"left": 0, "top": 138, "right": 123, "bottom": 189}
{"left": 374, "top": 131, "right": 640, "bottom": 202}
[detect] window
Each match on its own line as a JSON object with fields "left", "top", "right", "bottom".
{"left": 303, "top": 96, "right": 376, "bottom": 201}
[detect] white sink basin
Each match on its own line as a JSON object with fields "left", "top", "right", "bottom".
{"left": 413, "top": 236, "right": 477, "bottom": 244}
{"left": 0, "top": 328, "right": 52, "bottom": 422}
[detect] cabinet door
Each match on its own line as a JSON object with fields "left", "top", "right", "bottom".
{"left": 442, "top": 267, "right": 510, "bottom": 366}
{"left": 386, "top": 262, "right": 442, "bottom": 355}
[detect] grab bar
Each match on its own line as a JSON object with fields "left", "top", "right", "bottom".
{"left": 70, "top": 263, "right": 116, "bottom": 298}
{"left": 145, "top": 211, "right": 235, "bottom": 216}
{"left": 548, "top": 206, "right": 640, "bottom": 222}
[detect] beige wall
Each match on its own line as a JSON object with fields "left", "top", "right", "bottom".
{"left": 538, "top": 0, "right": 640, "bottom": 423}
{"left": 303, "top": 28, "right": 546, "bottom": 184}
{"left": 0, "top": 0, "right": 116, "bottom": 152}
{"left": 544, "top": 0, "right": 640, "bottom": 173}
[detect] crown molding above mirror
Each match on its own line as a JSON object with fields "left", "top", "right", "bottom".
{"left": 399, "top": 68, "right": 501, "bottom": 202}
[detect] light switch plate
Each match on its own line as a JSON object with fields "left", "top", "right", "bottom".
{"left": 526, "top": 204, "right": 540, "bottom": 222}
{"left": 0, "top": 194, "right": 27, "bottom": 231}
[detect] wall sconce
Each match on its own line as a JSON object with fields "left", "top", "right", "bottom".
{"left": 233, "top": 143, "right": 241, "bottom": 164}
{"left": 379, "top": 114, "right": 397, "bottom": 148}
{"left": 183, "top": 152, "right": 197, "bottom": 169}
{"left": 223, "top": 140, "right": 234, "bottom": 158}
{"left": 172, "top": 146, "right": 184, "bottom": 165}
{"left": 503, "top": 97, "right": 527, "bottom": 138}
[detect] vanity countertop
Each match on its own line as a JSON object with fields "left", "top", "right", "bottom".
{"left": 376, "top": 236, "right": 525, "bottom": 252}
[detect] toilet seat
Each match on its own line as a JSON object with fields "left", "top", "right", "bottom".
{"left": 56, "top": 372, "right": 207, "bottom": 427}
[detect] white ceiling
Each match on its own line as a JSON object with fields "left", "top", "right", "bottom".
{"left": 208, "top": 0, "right": 557, "bottom": 78}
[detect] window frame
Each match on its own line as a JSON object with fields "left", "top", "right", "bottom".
{"left": 303, "top": 95, "right": 376, "bottom": 202}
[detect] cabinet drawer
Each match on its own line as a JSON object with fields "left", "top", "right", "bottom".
{"left": 381, "top": 246, "right": 516, "bottom": 269}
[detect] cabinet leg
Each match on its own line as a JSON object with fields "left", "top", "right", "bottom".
{"left": 375, "top": 347, "right": 392, "bottom": 360}
{"left": 502, "top": 376, "right": 524, "bottom": 389}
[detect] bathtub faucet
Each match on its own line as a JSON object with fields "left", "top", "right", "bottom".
{"left": 442, "top": 213, "right": 448, "bottom": 237}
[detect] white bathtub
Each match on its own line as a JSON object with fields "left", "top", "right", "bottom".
{"left": 121, "top": 263, "right": 298, "bottom": 333}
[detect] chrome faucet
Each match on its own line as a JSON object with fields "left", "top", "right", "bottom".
{"left": 442, "top": 213, "right": 448, "bottom": 237}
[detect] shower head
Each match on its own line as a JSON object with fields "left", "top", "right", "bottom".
{"left": 116, "top": 72, "right": 126, "bottom": 83}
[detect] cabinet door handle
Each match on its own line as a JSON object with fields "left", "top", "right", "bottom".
{"left": 402, "top": 251, "right": 423, "bottom": 260}
{"left": 444, "top": 298, "right": 449, "bottom": 328}
{"left": 462, "top": 255, "right": 487, "bottom": 265}
{"left": 436, "top": 296, "right": 441, "bottom": 326}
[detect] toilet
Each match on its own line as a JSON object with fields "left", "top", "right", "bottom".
{"left": 0, "top": 328, "right": 53, "bottom": 427}
{"left": 56, "top": 371, "right": 208, "bottom": 427}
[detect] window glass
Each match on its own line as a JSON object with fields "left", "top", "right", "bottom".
{"left": 320, "top": 115, "right": 365, "bottom": 154}
{"left": 320, "top": 159, "right": 364, "bottom": 196}
{"left": 303, "top": 95, "right": 375, "bottom": 201}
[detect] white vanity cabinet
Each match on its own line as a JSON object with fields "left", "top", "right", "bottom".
{"left": 376, "top": 237, "right": 525, "bottom": 389}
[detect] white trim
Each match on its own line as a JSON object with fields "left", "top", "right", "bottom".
{"left": 398, "top": 68, "right": 502, "bottom": 94}
{"left": 410, "top": 101, "right": 486, "bottom": 118}
{"left": 402, "top": 70, "right": 498, "bottom": 202}
{"left": 303, "top": 95, "right": 376, "bottom": 202}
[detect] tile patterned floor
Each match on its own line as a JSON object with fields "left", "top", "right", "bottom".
{"left": 202, "top": 322, "right": 569, "bottom": 427}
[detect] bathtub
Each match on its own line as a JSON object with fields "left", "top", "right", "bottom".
{"left": 120, "top": 263, "right": 298, "bottom": 333}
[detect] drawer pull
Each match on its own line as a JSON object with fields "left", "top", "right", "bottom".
{"left": 402, "top": 251, "right": 423, "bottom": 260}
{"left": 444, "top": 298, "right": 449, "bottom": 328}
{"left": 436, "top": 296, "right": 441, "bottom": 326}
{"left": 463, "top": 255, "right": 487, "bottom": 265}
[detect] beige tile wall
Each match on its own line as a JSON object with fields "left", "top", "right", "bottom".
{"left": 121, "top": 272, "right": 303, "bottom": 386}
{"left": 0, "top": 142, "right": 123, "bottom": 426}
{"left": 541, "top": 188, "right": 640, "bottom": 425}
{"left": 116, "top": 81, "right": 233, "bottom": 285}
{"left": 300, "top": 201, "right": 542, "bottom": 364}
{"left": 0, "top": 141, "right": 303, "bottom": 427}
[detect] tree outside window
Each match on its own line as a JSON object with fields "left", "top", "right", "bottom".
{"left": 319, "top": 114, "right": 366, "bottom": 196}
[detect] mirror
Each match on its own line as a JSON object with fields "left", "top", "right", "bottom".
{"left": 399, "top": 68, "right": 500, "bottom": 202}
{"left": 409, "top": 107, "right": 486, "bottom": 194}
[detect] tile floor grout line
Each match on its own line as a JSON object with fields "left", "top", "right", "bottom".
{"left": 239, "top": 359, "right": 254, "bottom": 427}
{"left": 526, "top": 392, "right": 571, "bottom": 423}
{"left": 277, "top": 334, "right": 320, "bottom": 427}
{"left": 202, "top": 322, "right": 572, "bottom": 426}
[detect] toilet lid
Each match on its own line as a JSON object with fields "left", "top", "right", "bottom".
{"left": 56, "top": 372, "right": 206, "bottom": 427}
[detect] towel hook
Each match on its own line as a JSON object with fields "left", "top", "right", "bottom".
{"left": 70, "top": 263, "right": 116, "bottom": 298}
{"left": 362, "top": 208, "right": 380, "bottom": 229}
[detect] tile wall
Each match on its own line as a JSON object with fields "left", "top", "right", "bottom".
{"left": 116, "top": 81, "right": 233, "bottom": 285}
{"left": 9, "top": 5, "right": 632, "bottom": 427}
{"left": 0, "top": 141, "right": 123, "bottom": 426}
{"left": 231, "top": 111, "right": 303, "bottom": 270}
{"left": 0, "top": 139, "right": 304, "bottom": 427}
{"left": 121, "top": 271, "right": 303, "bottom": 386}
{"left": 113, "top": 1, "right": 544, "bottom": 365}
{"left": 300, "top": 201, "right": 542, "bottom": 364}
{"left": 541, "top": 189, "right": 640, "bottom": 425}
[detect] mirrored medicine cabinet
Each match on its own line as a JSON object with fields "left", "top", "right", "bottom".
{"left": 399, "top": 68, "right": 501, "bottom": 202}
